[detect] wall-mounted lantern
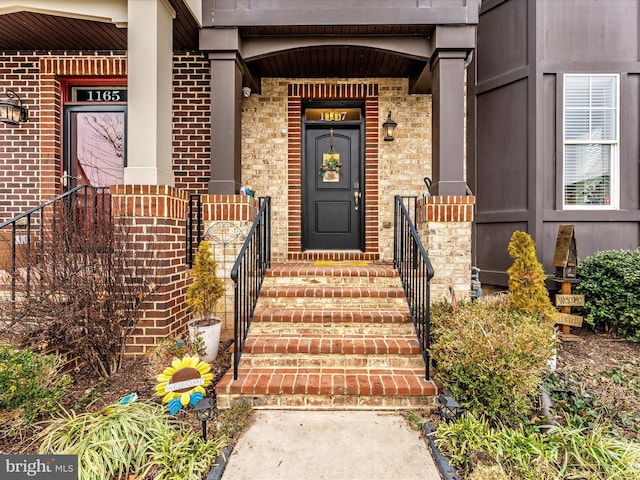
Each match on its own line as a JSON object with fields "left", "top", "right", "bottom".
{"left": 382, "top": 111, "right": 397, "bottom": 141}
{"left": 0, "top": 90, "right": 29, "bottom": 126}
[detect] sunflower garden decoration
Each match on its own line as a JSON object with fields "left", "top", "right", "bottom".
{"left": 155, "top": 355, "right": 213, "bottom": 415}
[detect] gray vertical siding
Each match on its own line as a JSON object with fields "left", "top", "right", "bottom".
{"left": 471, "top": 0, "right": 640, "bottom": 285}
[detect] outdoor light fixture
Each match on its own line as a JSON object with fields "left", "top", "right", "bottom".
{"left": 0, "top": 90, "right": 29, "bottom": 126}
{"left": 193, "top": 396, "right": 215, "bottom": 440}
{"left": 382, "top": 111, "right": 397, "bottom": 141}
{"left": 437, "top": 393, "right": 465, "bottom": 422}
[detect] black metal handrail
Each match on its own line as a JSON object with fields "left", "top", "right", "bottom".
{"left": 0, "top": 185, "right": 111, "bottom": 302}
{"left": 230, "top": 196, "right": 271, "bottom": 380}
{"left": 393, "top": 195, "right": 435, "bottom": 380}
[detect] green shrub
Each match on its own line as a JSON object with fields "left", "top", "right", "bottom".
{"left": 0, "top": 345, "right": 71, "bottom": 430}
{"left": 39, "top": 400, "right": 228, "bottom": 480}
{"left": 575, "top": 249, "right": 640, "bottom": 341}
{"left": 430, "top": 297, "right": 555, "bottom": 424}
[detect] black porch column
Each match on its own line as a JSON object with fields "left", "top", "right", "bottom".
{"left": 429, "top": 26, "right": 475, "bottom": 196}
{"left": 201, "top": 28, "right": 244, "bottom": 194}
{"left": 207, "top": 51, "right": 243, "bottom": 194}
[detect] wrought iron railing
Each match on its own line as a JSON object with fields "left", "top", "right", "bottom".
{"left": 230, "top": 196, "right": 271, "bottom": 380}
{"left": 393, "top": 195, "right": 435, "bottom": 380}
{"left": 187, "top": 194, "right": 203, "bottom": 267}
{"left": 0, "top": 185, "right": 111, "bottom": 303}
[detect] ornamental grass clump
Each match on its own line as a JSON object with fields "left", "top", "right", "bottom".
{"left": 435, "top": 412, "right": 640, "bottom": 479}
{"left": 38, "top": 400, "right": 227, "bottom": 480}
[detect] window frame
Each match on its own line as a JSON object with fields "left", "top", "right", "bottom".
{"left": 562, "top": 73, "right": 620, "bottom": 210}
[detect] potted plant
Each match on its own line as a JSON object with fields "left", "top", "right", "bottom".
{"left": 186, "top": 240, "right": 226, "bottom": 362}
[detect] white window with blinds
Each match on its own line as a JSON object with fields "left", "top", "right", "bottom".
{"left": 563, "top": 74, "right": 619, "bottom": 209}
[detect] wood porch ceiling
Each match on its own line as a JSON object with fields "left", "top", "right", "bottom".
{"left": 0, "top": 0, "right": 198, "bottom": 51}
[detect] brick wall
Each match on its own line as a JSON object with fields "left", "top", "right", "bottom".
{"left": 111, "top": 185, "right": 191, "bottom": 356}
{"left": 172, "top": 52, "right": 211, "bottom": 194}
{"left": 416, "top": 195, "right": 475, "bottom": 301}
{"left": 241, "top": 78, "right": 432, "bottom": 262}
{"left": 0, "top": 50, "right": 210, "bottom": 224}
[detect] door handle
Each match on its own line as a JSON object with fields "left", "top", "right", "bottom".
{"left": 354, "top": 191, "right": 361, "bottom": 210}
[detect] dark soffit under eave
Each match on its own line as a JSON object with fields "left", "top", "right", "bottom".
{"left": 247, "top": 46, "right": 426, "bottom": 79}
{"left": 0, "top": 12, "right": 128, "bottom": 51}
{"left": 0, "top": 1, "right": 199, "bottom": 52}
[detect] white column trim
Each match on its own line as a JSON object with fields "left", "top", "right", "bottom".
{"left": 124, "top": 0, "right": 175, "bottom": 186}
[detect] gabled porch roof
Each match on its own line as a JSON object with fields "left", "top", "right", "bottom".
{"left": 201, "top": 0, "right": 480, "bottom": 95}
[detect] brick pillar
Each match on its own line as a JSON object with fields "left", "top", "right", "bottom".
{"left": 416, "top": 195, "right": 475, "bottom": 302}
{"left": 200, "top": 194, "right": 259, "bottom": 339}
{"left": 111, "top": 185, "right": 190, "bottom": 356}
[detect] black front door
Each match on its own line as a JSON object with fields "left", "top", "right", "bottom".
{"left": 303, "top": 126, "right": 363, "bottom": 250}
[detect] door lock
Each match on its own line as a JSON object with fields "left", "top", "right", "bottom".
{"left": 354, "top": 191, "right": 361, "bottom": 210}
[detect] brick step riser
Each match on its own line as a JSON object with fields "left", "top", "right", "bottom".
{"left": 263, "top": 277, "right": 402, "bottom": 287}
{"left": 248, "top": 323, "right": 418, "bottom": 336}
{"left": 260, "top": 287, "right": 406, "bottom": 298}
{"left": 252, "top": 311, "right": 410, "bottom": 324}
{"left": 241, "top": 355, "right": 425, "bottom": 369}
{"left": 241, "top": 336, "right": 421, "bottom": 355}
{"left": 217, "top": 393, "right": 434, "bottom": 410}
{"left": 256, "top": 297, "right": 409, "bottom": 310}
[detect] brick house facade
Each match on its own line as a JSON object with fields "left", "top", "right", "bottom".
{"left": 0, "top": 0, "right": 477, "bottom": 352}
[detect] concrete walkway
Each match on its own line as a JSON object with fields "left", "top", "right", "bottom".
{"left": 220, "top": 410, "right": 441, "bottom": 480}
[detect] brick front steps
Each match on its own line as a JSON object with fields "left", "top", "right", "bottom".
{"left": 216, "top": 262, "right": 437, "bottom": 409}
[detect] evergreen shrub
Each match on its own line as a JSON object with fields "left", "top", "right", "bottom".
{"left": 576, "top": 248, "right": 640, "bottom": 341}
{"left": 507, "top": 231, "right": 555, "bottom": 318}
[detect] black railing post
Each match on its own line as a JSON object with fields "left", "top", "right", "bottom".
{"left": 187, "top": 194, "right": 203, "bottom": 267}
{"left": 393, "top": 195, "right": 434, "bottom": 381}
{"left": 230, "top": 196, "right": 271, "bottom": 380}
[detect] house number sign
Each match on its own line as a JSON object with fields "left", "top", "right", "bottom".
{"left": 71, "top": 87, "right": 127, "bottom": 102}
{"left": 305, "top": 108, "right": 361, "bottom": 122}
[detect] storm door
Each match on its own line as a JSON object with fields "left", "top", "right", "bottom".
{"left": 303, "top": 110, "right": 364, "bottom": 250}
{"left": 63, "top": 104, "right": 126, "bottom": 233}
{"left": 63, "top": 105, "right": 126, "bottom": 190}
